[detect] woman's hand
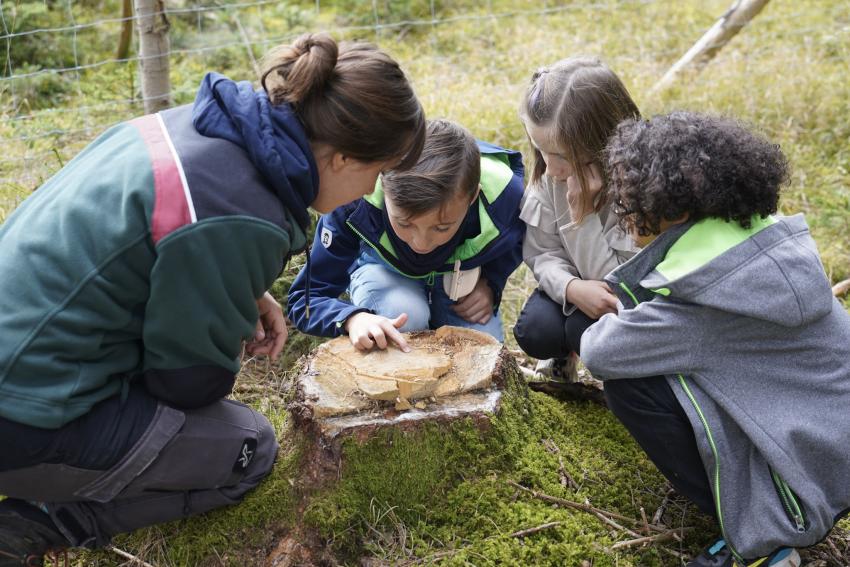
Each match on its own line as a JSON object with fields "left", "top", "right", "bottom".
{"left": 451, "top": 278, "right": 495, "bottom": 324}
{"left": 344, "top": 312, "right": 411, "bottom": 352}
{"left": 565, "top": 163, "right": 604, "bottom": 221}
{"left": 566, "top": 279, "right": 619, "bottom": 319}
{"left": 246, "top": 292, "right": 288, "bottom": 359}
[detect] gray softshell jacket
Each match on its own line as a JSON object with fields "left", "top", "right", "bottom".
{"left": 581, "top": 214, "right": 850, "bottom": 560}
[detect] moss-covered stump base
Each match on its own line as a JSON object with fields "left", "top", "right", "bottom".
{"left": 311, "top": 389, "right": 503, "bottom": 440}
{"left": 269, "top": 327, "right": 521, "bottom": 565}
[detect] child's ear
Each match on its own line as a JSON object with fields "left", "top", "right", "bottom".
{"left": 330, "top": 152, "right": 348, "bottom": 173}
{"left": 469, "top": 184, "right": 481, "bottom": 205}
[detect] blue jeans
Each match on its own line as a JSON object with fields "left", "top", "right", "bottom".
{"left": 348, "top": 251, "right": 504, "bottom": 341}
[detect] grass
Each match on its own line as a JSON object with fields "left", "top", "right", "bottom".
{"left": 2, "top": 0, "right": 849, "bottom": 564}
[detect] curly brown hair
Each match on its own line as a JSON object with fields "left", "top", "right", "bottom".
{"left": 604, "top": 111, "right": 789, "bottom": 237}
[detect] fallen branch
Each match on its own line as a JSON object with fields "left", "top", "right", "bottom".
{"left": 651, "top": 0, "right": 771, "bottom": 93}
{"left": 107, "top": 546, "right": 157, "bottom": 567}
{"left": 833, "top": 278, "right": 850, "bottom": 298}
{"left": 590, "top": 507, "right": 641, "bottom": 539}
{"left": 610, "top": 527, "right": 695, "bottom": 550}
{"left": 652, "top": 487, "right": 676, "bottom": 526}
{"left": 509, "top": 521, "right": 563, "bottom": 539}
{"left": 542, "top": 439, "right": 579, "bottom": 491}
{"left": 507, "top": 481, "right": 669, "bottom": 534}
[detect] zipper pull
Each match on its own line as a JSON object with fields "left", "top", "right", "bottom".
{"left": 449, "top": 259, "right": 462, "bottom": 301}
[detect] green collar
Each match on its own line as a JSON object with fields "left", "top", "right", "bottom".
{"left": 655, "top": 215, "right": 777, "bottom": 284}
{"left": 364, "top": 154, "right": 513, "bottom": 263}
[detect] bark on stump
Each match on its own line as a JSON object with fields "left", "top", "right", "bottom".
{"left": 268, "top": 326, "right": 524, "bottom": 566}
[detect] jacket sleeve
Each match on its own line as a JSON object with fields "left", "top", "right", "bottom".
{"left": 480, "top": 175, "right": 525, "bottom": 308}
{"left": 286, "top": 212, "right": 369, "bottom": 337}
{"left": 520, "top": 181, "right": 579, "bottom": 311}
{"left": 521, "top": 177, "right": 637, "bottom": 314}
{"left": 580, "top": 298, "right": 706, "bottom": 380}
{"left": 143, "top": 217, "right": 289, "bottom": 408}
{"left": 561, "top": 211, "right": 631, "bottom": 285}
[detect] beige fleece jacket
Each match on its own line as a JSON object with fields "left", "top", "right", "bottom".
{"left": 520, "top": 175, "right": 639, "bottom": 314}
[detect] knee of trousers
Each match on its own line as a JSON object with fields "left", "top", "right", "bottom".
{"left": 603, "top": 377, "right": 672, "bottom": 423}
{"left": 512, "top": 311, "right": 560, "bottom": 359}
{"left": 243, "top": 409, "right": 279, "bottom": 483}
{"left": 377, "top": 291, "right": 430, "bottom": 332}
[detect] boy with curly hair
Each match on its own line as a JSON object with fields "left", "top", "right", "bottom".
{"left": 582, "top": 111, "right": 850, "bottom": 567}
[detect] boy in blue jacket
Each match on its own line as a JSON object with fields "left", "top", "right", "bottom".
{"left": 288, "top": 120, "right": 524, "bottom": 350}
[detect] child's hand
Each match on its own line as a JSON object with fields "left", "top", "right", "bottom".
{"left": 566, "top": 163, "right": 604, "bottom": 221}
{"left": 344, "top": 312, "right": 411, "bottom": 352}
{"left": 246, "top": 291, "right": 288, "bottom": 360}
{"left": 566, "top": 279, "right": 619, "bottom": 319}
{"left": 451, "top": 278, "right": 495, "bottom": 324}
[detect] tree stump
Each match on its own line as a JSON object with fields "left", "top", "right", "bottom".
{"left": 268, "top": 326, "right": 525, "bottom": 565}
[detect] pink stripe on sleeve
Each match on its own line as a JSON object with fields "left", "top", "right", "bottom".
{"left": 132, "top": 114, "right": 192, "bottom": 244}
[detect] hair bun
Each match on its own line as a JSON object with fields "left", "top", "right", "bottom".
{"left": 261, "top": 33, "right": 339, "bottom": 105}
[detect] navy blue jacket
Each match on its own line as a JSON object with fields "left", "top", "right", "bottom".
{"left": 287, "top": 142, "right": 524, "bottom": 337}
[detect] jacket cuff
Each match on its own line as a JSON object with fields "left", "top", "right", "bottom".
{"left": 562, "top": 277, "right": 580, "bottom": 316}
{"left": 143, "top": 365, "right": 235, "bottom": 409}
{"left": 334, "top": 306, "right": 373, "bottom": 336}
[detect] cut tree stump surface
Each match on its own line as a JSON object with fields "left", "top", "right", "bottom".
{"left": 292, "top": 326, "right": 505, "bottom": 438}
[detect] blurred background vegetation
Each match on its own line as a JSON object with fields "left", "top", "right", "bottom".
{"left": 1, "top": 0, "right": 848, "bottom": 564}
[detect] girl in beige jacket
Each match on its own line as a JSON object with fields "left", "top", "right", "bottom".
{"left": 512, "top": 57, "right": 641, "bottom": 380}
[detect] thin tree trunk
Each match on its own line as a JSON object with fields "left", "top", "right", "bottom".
{"left": 651, "top": 0, "right": 771, "bottom": 94}
{"left": 117, "top": 0, "right": 133, "bottom": 60}
{"left": 135, "top": 0, "right": 172, "bottom": 113}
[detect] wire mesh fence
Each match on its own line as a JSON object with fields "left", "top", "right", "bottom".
{"left": 0, "top": 0, "right": 847, "bottom": 202}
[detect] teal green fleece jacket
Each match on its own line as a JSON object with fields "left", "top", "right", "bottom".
{"left": 0, "top": 75, "right": 312, "bottom": 429}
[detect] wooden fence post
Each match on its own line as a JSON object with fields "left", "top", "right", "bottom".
{"left": 135, "top": 0, "right": 172, "bottom": 113}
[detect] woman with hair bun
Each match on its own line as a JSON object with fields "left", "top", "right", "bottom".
{"left": 0, "top": 33, "right": 424, "bottom": 562}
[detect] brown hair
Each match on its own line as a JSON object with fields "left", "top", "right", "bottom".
{"left": 520, "top": 56, "right": 640, "bottom": 221}
{"left": 261, "top": 33, "right": 425, "bottom": 171}
{"left": 381, "top": 119, "right": 481, "bottom": 219}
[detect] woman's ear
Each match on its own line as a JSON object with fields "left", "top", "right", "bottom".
{"left": 330, "top": 151, "right": 348, "bottom": 173}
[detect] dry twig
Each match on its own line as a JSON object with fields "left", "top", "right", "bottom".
{"left": 639, "top": 506, "right": 650, "bottom": 536}
{"left": 107, "top": 546, "right": 157, "bottom": 567}
{"left": 652, "top": 487, "right": 676, "bottom": 526}
{"left": 610, "top": 528, "right": 694, "bottom": 550}
{"left": 542, "top": 438, "right": 579, "bottom": 490}
{"left": 507, "top": 481, "right": 668, "bottom": 533}
{"left": 509, "top": 521, "right": 563, "bottom": 539}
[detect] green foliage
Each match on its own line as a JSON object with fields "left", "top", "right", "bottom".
{"left": 2, "top": 0, "right": 849, "bottom": 564}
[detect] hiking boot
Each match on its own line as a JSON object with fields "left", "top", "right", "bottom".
{"left": 533, "top": 354, "right": 579, "bottom": 383}
{"left": 687, "top": 538, "right": 802, "bottom": 567}
{"left": 0, "top": 499, "right": 69, "bottom": 567}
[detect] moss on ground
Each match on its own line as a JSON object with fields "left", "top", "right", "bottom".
{"left": 291, "top": 368, "right": 714, "bottom": 565}
{"left": 3, "top": 0, "right": 848, "bottom": 564}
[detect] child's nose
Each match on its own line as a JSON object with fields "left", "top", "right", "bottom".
{"left": 546, "top": 161, "right": 566, "bottom": 179}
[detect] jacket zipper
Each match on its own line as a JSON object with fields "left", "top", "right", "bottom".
{"left": 346, "top": 221, "right": 445, "bottom": 281}
{"left": 618, "top": 281, "right": 745, "bottom": 565}
{"left": 770, "top": 468, "right": 807, "bottom": 532}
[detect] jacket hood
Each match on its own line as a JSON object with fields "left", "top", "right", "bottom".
{"left": 632, "top": 214, "right": 834, "bottom": 327}
{"left": 191, "top": 72, "right": 318, "bottom": 230}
